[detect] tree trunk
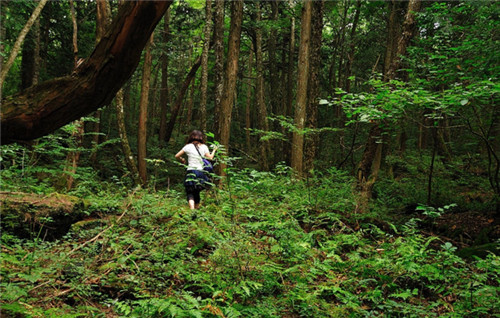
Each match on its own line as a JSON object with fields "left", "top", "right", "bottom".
{"left": 164, "top": 57, "right": 202, "bottom": 144}
{"left": 284, "top": 9, "right": 295, "bottom": 165}
{"left": 20, "top": 13, "right": 41, "bottom": 90}
{"left": 291, "top": 0, "right": 312, "bottom": 177}
{"left": 343, "top": 0, "right": 361, "bottom": 93}
{"left": 255, "top": 1, "right": 269, "bottom": 171}
{"left": 357, "top": 0, "right": 421, "bottom": 211}
{"left": 200, "top": 0, "right": 213, "bottom": 132}
{"left": 158, "top": 9, "right": 172, "bottom": 145}
{"left": 116, "top": 88, "right": 141, "bottom": 186}
{"left": 89, "top": 0, "right": 112, "bottom": 162}
{"left": 62, "top": 121, "right": 84, "bottom": 191}
{"left": 185, "top": 78, "right": 196, "bottom": 128}
{"left": 0, "top": 1, "right": 6, "bottom": 83}
{"left": 62, "top": 0, "right": 83, "bottom": 191}
{"left": 2, "top": 1, "right": 172, "bottom": 144}
{"left": 386, "top": 0, "right": 421, "bottom": 80}
{"left": 304, "top": 0, "right": 324, "bottom": 174}
{"left": 245, "top": 44, "right": 254, "bottom": 151}
{"left": 0, "top": 0, "right": 49, "bottom": 89}
{"left": 212, "top": 0, "right": 225, "bottom": 136}
{"left": 217, "top": 0, "right": 243, "bottom": 176}
{"left": 383, "top": 0, "right": 398, "bottom": 77}
{"left": 138, "top": 34, "right": 154, "bottom": 186}
{"left": 336, "top": 0, "right": 348, "bottom": 90}
{"left": 267, "top": 0, "right": 280, "bottom": 165}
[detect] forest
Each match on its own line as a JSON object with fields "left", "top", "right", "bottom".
{"left": 0, "top": 0, "right": 499, "bottom": 317}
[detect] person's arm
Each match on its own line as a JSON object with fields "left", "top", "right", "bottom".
{"left": 175, "top": 149, "right": 186, "bottom": 164}
{"left": 204, "top": 145, "right": 218, "bottom": 160}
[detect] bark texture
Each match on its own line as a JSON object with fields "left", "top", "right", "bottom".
{"left": 212, "top": 0, "right": 225, "bottom": 137}
{"left": 158, "top": 9, "right": 172, "bottom": 144}
{"left": 218, "top": 0, "right": 243, "bottom": 154}
{"left": 304, "top": 0, "right": 324, "bottom": 174}
{"left": 291, "top": 0, "right": 312, "bottom": 176}
{"left": 255, "top": 1, "right": 270, "bottom": 171}
{"left": 138, "top": 35, "right": 154, "bottom": 185}
{"left": 199, "top": 0, "right": 213, "bottom": 132}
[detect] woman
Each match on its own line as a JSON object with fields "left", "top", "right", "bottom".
{"left": 175, "top": 130, "right": 217, "bottom": 209}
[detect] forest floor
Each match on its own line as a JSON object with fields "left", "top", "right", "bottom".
{"left": 1, "top": 169, "right": 499, "bottom": 317}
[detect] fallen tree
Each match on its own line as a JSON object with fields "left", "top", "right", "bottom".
{"left": 1, "top": 1, "right": 172, "bottom": 145}
{"left": 0, "top": 192, "right": 87, "bottom": 240}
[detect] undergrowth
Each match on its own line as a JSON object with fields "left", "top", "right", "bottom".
{"left": 1, "top": 166, "right": 499, "bottom": 317}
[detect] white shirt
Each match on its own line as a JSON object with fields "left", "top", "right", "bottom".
{"left": 182, "top": 143, "right": 209, "bottom": 170}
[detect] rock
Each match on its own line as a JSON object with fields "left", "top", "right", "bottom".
{"left": 0, "top": 192, "right": 88, "bottom": 240}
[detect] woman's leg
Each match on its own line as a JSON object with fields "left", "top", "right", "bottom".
{"left": 186, "top": 190, "right": 196, "bottom": 210}
{"left": 194, "top": 190, "right": 201, "bottom": 209}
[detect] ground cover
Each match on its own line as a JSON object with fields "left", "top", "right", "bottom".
{"left": 1, "top": 168, "right": 498, "bottom": 317}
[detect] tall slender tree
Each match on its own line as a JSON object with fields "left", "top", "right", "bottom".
{"left": 291, "top": 0, "right": 312, "bottom": 177}
{"left": 343, "top": 0, "right": 361, "bottom": 92}
{"left": 255, "top": 1, "right": 270, "bottom": 171}
{"left": 199, "top": 0, "right": 213, "bottom": 132}
{"left": 304, "top": 0, "right": 324, "bottom": 174}
{"left": 244, "top": 43, "right": 254, "bottom": 151}
{"left": 63, "top": 0, "right": 83, "bottom": 191}
{"left": 90, "top": 0, "right": 111, "bottom": 162}
{"left": 284, "top": 1, "right": 296, "bottom": 165}
{"left": 138, "top": 34, "right": 154, "bottom": 185}
{"left": 213, "top": 0, "right": 225, "bottom": 137}
{"left": 20, "top": 14, "right": 40, "bottom": 90}
{"left": 158, "top": 8, "right": 172, "bottom": 145}
{"left": 116, "top": 88, "right": 141, "bottom": 185}
{"left": 217, "top": 0, "right": 243, "bottom": 176}
{"left": 164, "top": 57, "right": 202, "bottom": 143}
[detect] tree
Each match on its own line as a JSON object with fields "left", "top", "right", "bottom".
{"left": 284, "top": 2, "right": 296, "bottom": 165}
{"left": 291, "top": 0, "right": 312, "bottom": 177}
{"left": 343, "top": 0, "right": 361, "bottom": 92}
{"left": 89, "top": 0, "right": 112, "bottom": 162}
{"left": 138, "top": 34, "right": 154, "bottom": 185}
{"left": 62, "top": 0, "right": 83, "bottom": 191}
{"left": 1, "top": 1, "right": 172, "bottom": 144}
{"left": 158, "top": 8, "right": 172, "bottom": 145}
{"left": 356, "top": 0, "right": 421, "bottom": 210}
{"left": 199, "top": 0, "right": 213, "bottom": 132}
{"left": 212, "top": 0, "right": 225, "bottom": 136}
{"left": 304, "top": 0, "right": 324, "bottom": 174}
{"left": 164, "top": 57, "right": 202, "bottom": 144}
{"left": 244, "top": 43, "right": 254, "bottom": 151}
{"left": 116, "top": 88, "right": 141, "bottom": 186}
{"left": 20, "top": 10, "right": 41, "bottom": 90}
{"left": 255, "top": 1, "right": 270, "bottom": 171}
{"left": 217, "top": 0, "right": 243, "bottom": 175}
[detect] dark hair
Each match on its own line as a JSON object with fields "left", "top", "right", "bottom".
{"left": 187, "top": 130, "right": 205, "bottom": 144}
